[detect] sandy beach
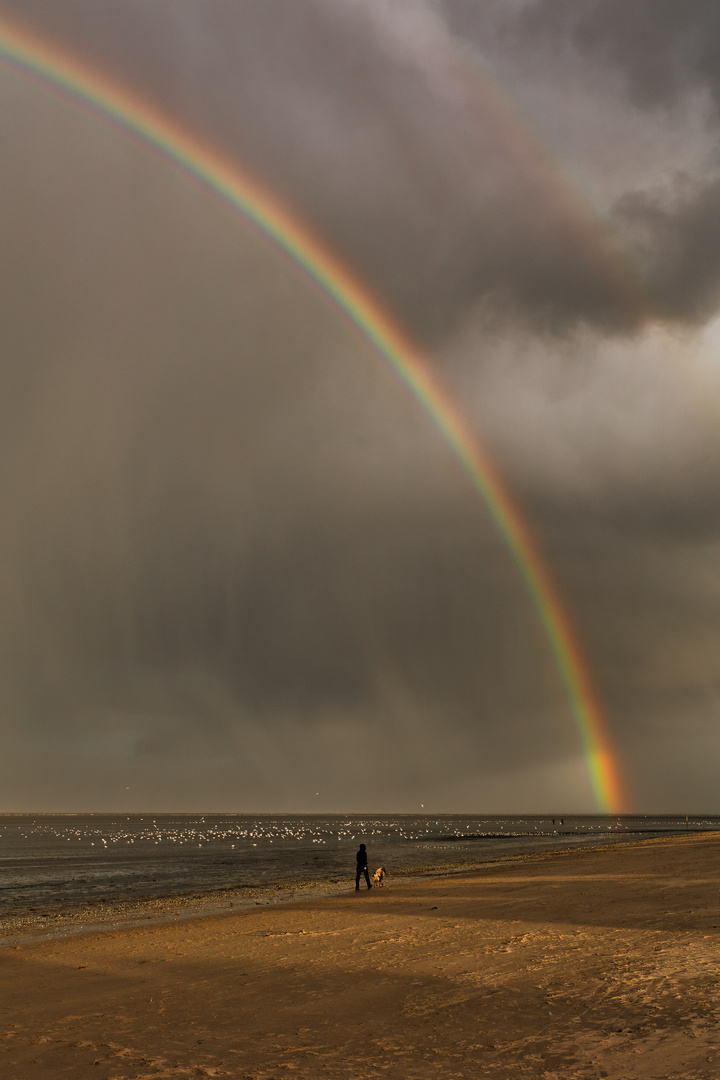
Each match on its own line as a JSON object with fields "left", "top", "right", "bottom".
{"left": 2, "top": 833, "right": 720, "bottom": 1079}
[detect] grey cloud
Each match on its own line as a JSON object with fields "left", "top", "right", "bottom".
{"left": 512, "top": 0, "right": 720, "bottom": 114}
{"left": 0, "top": 0, "right": 650, "bottom": 339}
{"left": 0, "top": 64, "right": 581, "bottom": 811}
{"left": 2, "top": 1, "right": 720, "bottom": 811}
{"left": 613, "top": 176, "right": 720, "bottom": 325}
{"left": 443, "top": 0, "right": 720, "bottom": 332}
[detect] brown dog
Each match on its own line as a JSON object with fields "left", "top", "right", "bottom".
{"left": 372, "top": 867, "right": 386, "bottom": 887}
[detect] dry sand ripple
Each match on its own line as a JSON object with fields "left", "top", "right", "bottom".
{"left": 2, "top": 833, "right": 720, "bottom": 1078}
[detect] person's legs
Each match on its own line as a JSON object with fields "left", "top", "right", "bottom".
{"left": 363, "top": 868, "right": 372, "bottom": 889}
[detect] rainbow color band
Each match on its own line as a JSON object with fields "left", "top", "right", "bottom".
{"left": 0, "top": 14, "right": 623, "bottom": 812}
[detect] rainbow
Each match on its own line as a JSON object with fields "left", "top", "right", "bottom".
{"left": 0, "top": 14, "right": 623, "bottom": 812}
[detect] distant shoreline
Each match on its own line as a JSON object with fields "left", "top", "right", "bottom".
{"left": 0, "top": 810, "right": 716, "bottom": 818}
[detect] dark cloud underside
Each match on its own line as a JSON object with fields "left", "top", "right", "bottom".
{"left": 1, "top": 1, "right": 720, "bottom": 810}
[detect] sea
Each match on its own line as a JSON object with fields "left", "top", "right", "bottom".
{"left": 1, "top": 813, "right": 717, "bottom": 920}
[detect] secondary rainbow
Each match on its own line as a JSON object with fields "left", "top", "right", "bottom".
{"left": 0, "top": 14, "right": 623, "bottom": 812}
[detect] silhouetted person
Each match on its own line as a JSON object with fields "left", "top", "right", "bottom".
{"left": 355, "top": 843, "right": 372, "bottom": 890}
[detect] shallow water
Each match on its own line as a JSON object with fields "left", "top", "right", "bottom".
{"left": 0, "top": 813, "right": 715, "bottom": 915}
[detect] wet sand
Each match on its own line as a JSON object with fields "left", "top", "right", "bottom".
{"left": 2, "top": 833, "right": 720, "bottom": 1079}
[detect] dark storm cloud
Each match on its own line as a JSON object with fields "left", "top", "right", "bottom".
{"left": 0, "top": 59, "right": 581, "bottom": 812}
{"left": 512, "top": 0, "right": 720, "bottom": 115}
{"left": 3, "top": 0, "right": 720, "bottom": 347}
{"left": 613, "top": 177, "right": 720, "bottom": 325}
{"left": 517, "top": 508, "right": 720, "bottom": 811}
{"left": 487, "top": 0, "right": 720, "bottom": 329}
{"left": 3, "top": 1, "right": 720, "bottom": 812}
{"left": 0, "top": 0, "right": 653, "bottom": 339}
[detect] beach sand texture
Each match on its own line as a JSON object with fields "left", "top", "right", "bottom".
{"left": 2, "top": 833, "right": 720, "bottom": 1079}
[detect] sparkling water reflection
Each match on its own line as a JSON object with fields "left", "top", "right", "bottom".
{"left": 0, "top": 813, "right": 715, "bottom": 915}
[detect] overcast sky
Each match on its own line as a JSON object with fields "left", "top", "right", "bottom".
{"left": 1, "top": 0, "right": 720, "bottom": 813}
